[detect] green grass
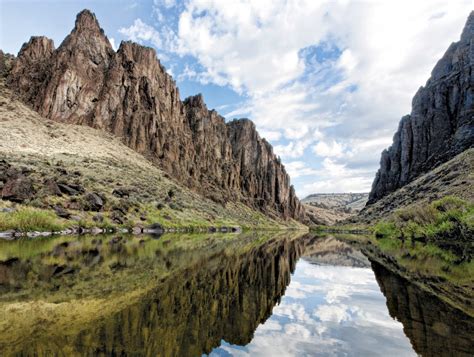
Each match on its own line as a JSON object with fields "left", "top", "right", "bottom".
{"left": 373, "top": 196, "right": 474, "bottom": 241}
{"left": 0, "top": 207, "right": 68, "bottom": 232}
{"left": 367, "top": 195, "right": 474, "bottom": 286}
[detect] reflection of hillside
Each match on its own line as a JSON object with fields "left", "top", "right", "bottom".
{"left": 1, "top": 232, "right": 315, "bottom": 356}
{"left": 303, "top": 236, "right": 370, "bottom": 267}
{"left": 372, "top": 261, "right": 474, "bottom": 357}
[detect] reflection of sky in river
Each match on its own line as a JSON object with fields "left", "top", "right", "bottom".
{"left": 210, "top": 259, "right": 415, "bottom": 356}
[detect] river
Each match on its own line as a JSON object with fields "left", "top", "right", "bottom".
{"left": 0, "top": 232, "right": 472, "bottom": 356}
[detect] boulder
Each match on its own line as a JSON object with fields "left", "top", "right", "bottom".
{"left": 112, "top": 188, "right": 130, "bottom": 198}
{"left": 83, "top": 192, "right": 105, "bottom": 211}
{"left": 53, "top": 205, "right": 71, "bottom": 219}
{"left": 1, "top": 176, "right": 35, "bottom": 202}
{"left": 43, "top": 178, "right": 62, "bottom": 196}
{"left": 58, "top": 183, "right": 81, "bottom": 196}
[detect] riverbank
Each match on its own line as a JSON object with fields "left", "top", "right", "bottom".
{"left": 0, "top": 80, "right": 306, "bottom": 236}
{"left": 309, "top": 196, "right": 474, "bottom": 316}
{"left": 332, "top": 231, "right": 474, "bottom": 317}
{"left": 0, "top": 203, "right": 307, "bottom": 240}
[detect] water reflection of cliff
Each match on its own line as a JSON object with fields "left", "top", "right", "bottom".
{"left": 1, "top": 233, "right": 315, "bottom": 356}
{"left": 372, "top": 261, "right": 474, "bottom": 357}
{"left": 303, "top": 236, "right": 370, "bottom": 267}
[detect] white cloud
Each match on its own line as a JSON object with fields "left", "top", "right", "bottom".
{"left": 284, "top": 161, "right": 318, "bottom": 179}
{"left": 259, "top": 129, "right": 282, "bottom": 141}
{"left": 313, "top": 140, "right": 346, "bottom": 158}
{"left": 314, "top": 304, "right": 351, "bottom": 323}
{"left": 119, "top": 0, "right": 472, "bottom": 195}
{"left": 294, "top": 158, "right": 374, "bottom": 195}
{"left": 109, "top": 37, "right": 117, "bottom": 51}
{"left": 119, "top": 18, "right": 162, "bottom": 48}
{"left": 274, "top": 140, "right": 310, "bottom": 159}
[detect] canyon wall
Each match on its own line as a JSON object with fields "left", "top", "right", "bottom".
{"left": 368, "top": 12, "right": 473, "bottom": 204}
{"left": 5, "top": 10, "right": 304, "bottom": 220}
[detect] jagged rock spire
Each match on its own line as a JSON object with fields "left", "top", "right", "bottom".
{"left": 74, "top": 9, "right": 103, "bottom": 33}
{"left": 460, "top": 11, "right": 473, "bottom": 42}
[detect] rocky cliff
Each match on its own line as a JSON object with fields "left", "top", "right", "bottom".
{"left": 368, "top": 12, "right": 474, "bottom": 204}
{"left": 5, "top": 9, "right": 303, "bottom": 221}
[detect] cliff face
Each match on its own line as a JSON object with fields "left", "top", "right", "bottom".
{"left": 6, "top": 10, "right": 303, "bottom": 221}
{"left": 368, "top": 12, "right": 474, "bottom": 204}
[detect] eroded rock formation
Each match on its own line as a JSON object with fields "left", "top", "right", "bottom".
{"left": 5, "top": 9, "right": 304, "bottom": 220}
{"left": 368, "top": 12, "right": 474, "bottom": 204}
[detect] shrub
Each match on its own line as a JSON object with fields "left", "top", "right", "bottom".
{"left": 374, "top": 221, "right": 397, "bottom": 239}
{"left": 432, "top": 196, "right": 467, "bottom": 213}
{"left": 373, "top": 196, "right": 474, "bottom": 261}
{"left": 395, "top": 205, "right": 437, "bottom": 226}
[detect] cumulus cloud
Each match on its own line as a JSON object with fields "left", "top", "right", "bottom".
{"left": 284, "top": 161, "right": 319, "bottom": 179}
{"left": 214, "top": 259, "right": 413, "bottom": 356}
{"left": 314, "top": 304, "right": 351, "bottom": 323}
{"left": 313, "top": 140, "right": 346, "bottom": 158}
{"left": 119, "top": 18, "right": 162, "bottom": 47}
{"left": 118, "top": 0, "right": 472, "bottom": 196}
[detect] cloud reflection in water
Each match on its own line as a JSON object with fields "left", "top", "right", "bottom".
{"left": 212, "top": 259, "right": 415, "bottom": 357}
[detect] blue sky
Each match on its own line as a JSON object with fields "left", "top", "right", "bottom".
{"left": 0, "top": 0, "right": 471, "bottom": 197}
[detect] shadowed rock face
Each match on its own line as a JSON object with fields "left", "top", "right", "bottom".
{"left": 368, "top": 12, "right": 474, "bottom": 204}
{"left": 5, "top": 9, "right": 304, "bottom": 221}
{"left": 372, "top": 261, "right": 474, "bottom": 357}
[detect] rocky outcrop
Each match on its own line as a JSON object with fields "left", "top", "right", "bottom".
{"left": 4, "top": 9, "right": 303, "bottom": 220}
{"left": 368, "top": 12, "right": 474, "bottom": 204}
{"left": 0, "top": 51, "right": 14, "bottom": 77}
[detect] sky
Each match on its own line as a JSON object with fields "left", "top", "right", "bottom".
{"left": 0, "top": 0, "right": 472, "bottom": 197}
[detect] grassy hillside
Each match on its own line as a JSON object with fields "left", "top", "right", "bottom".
{"left": 0, "top": 81, "right": 306, "bottom": 232}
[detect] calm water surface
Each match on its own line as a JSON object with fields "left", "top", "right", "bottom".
{"left": 0, "top": 232, "right": 472, "bottom": 356}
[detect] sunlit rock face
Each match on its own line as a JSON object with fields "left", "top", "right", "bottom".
{"left": 368, "top": 12, "right": 474, "bottom": 204}
{"left": 372, "top": 261, "right": 474, "bottom": 357}
{"left": 5, "top": 9, "right": 304, "bottom": 221}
